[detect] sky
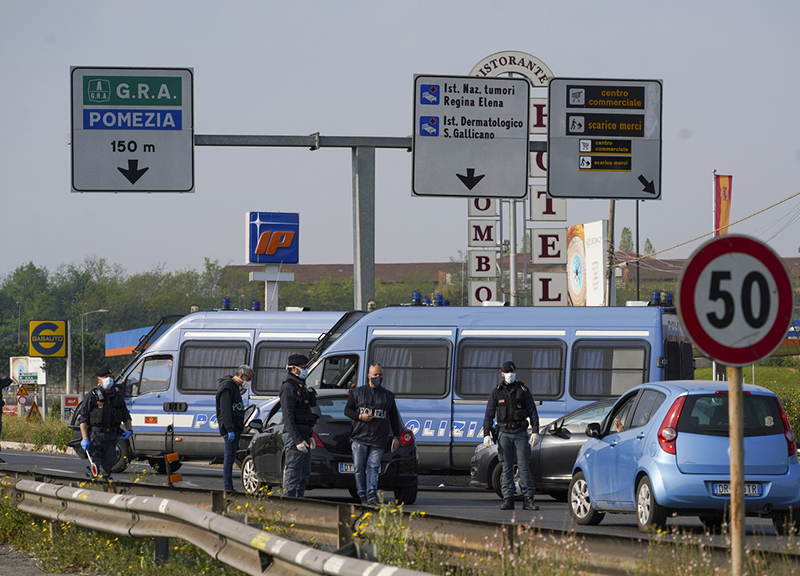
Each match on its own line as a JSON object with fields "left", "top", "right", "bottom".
{"left": 2, "top": 0, "right": 800, "bottom": 280}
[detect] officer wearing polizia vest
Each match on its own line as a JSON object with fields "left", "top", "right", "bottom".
{"left": 483, "top": 360, "right": 539, "bottom": 511}
{"left": 279, "top": 354, "right": 319, "bottom": 497}
{"left": 77, "top": 366, "right": 133, "bottom": 479}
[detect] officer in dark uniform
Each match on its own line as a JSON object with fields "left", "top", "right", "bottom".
{"left": 216, "top": 364, "right": 252, "bottom": 491}
{"left": 483, "top": 360, "right": 539, "bottom": 511}
{"left": 77, "top": 366, "right": 132, "bottom": 479}
{"left": 279, "top": 354, "right": 318, "bottom": 497}
{"left": 0, "top": 374, "right": 12, "bottom": 463}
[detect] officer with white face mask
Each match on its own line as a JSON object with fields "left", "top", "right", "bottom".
{"left": 482, "top": 360, "right": 540, "bottom": 511}
{"left": 77, "top": 366, "right": 133, "bottom": 479}
{"left": 279, "top": 354, "right": 318, "bottom": 497}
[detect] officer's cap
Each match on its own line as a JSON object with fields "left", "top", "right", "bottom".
{"left": 501, "top": 361, "right": 516, "bottom": 373}
{"left": 287, "top": 353, "right": 309, "bottom": 367}
{"left": 95, "top": 366, "right": 113, "bottom": 377}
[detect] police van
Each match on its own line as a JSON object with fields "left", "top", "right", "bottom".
{"left": 305, "top": 304, "right": 693, "bottom": 474}
{"left": 70, "top": 309, "right": 352, "bottom": 472}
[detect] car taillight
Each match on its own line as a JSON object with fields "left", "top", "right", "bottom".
{"left": 397, "top": 428, "right": 415, "bottom": 447}
{"left": 312, "top": 432, "right": 324, "bottom": 449}
{"left": 658, "top": 396, "right": 686, "bottom": 454}
{"left": 776, "top": 399, "right": 797, "bottom": 457}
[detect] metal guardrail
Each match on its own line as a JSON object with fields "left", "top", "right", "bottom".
{"left": 8, "top": 478, "right": 434, "bottom": 576}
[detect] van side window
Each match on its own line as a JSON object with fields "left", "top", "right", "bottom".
{"left": 369, "top": 339, "right": 450, "bottom": 398}
{"left": 571, "top": 340, "right": 650, "bottom": 399}
{"left": 126, "top": 356, "right": 172, "bottom": 397}
{"left": 456, "top": 339, "right": 565, "bottom": 399}
{"left": 253, "top": 342, "right": 317, "bottom": 395}
{"left": 179, "top": 342, "right": 249, "bottom": 393}
{"left": 306, "top": 355, "right": 359, "bottom": 389}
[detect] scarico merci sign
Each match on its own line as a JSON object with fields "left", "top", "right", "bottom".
{"left": 29, "top": 320, "right": 67, "bottom": 358}
{"left": 246, "top": 212, "right": 300, "bottom": 264}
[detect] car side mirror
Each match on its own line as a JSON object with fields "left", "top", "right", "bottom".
{"left": 585, "top": 423, "right": 601, "bottom": 438}
{"left": 547, "top": 421, "right": 559, "bottom": 434}
{"left": 248, "top": 419, "right": 263, "bottom": 431}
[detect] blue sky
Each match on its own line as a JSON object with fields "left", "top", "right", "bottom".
{"left": 2, "top": 1, "right": 799, "bottom": 278}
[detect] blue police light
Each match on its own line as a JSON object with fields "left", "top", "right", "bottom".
{"left": 434, "top": 295, "right": 444, "bottom": 306}
{"left": 411, "top": 292, "right": 422, "bottom": 306}
{"left": 665, "top": 293, "right": 674, "bottom": 307}
{"left": 423, "top": 298, "right": 431, "bottom": 306}
{"left": 444, "top": 300, "right": 450, "bottom": 306}
{"left": 252, "top": 301, "right": 261, "bottom": 311}
{"left": 648, "top": 291, "right": 660, "bottom": 307}
{"left": 222, "top": 298, "right": 231, "bottom": 310}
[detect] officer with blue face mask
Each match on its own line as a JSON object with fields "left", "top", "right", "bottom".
{"left": 279, "top": 354, "right": 318, "bottom": 497}
{"left": 483, "top": 360, "right": 539, "bottom": 511}
{"left": 77, "top": 366, "right": 133, "bottom": 479}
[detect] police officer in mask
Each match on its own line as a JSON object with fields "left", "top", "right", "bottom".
{"left": 77, "top": 366, "right": 133, "bottom": 479}
{"left": 279, "top": 354, "right": 319, "bottom": 497}
{"left": 216, "top": 364, "right": 253, "bottom": 491}
{"left": 483, "top": 360, "right": 539, "bottom": 511}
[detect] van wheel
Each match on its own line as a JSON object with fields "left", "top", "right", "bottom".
{"left": 147, "top": 457, "right": 182, "bottom": 474}
{"left": 636, "top": 476, "right": 668, "bottom": 531}
{"left": 241, "top": 455, "right": 265, "bottom": 495}
{"left": 569, "top": 471, "right": 604, "bottom": 525}
{"left": 111, "top": 439, "right": 130, "bottom": 473}
{"left": 491, "top": 461, "right": 521, "bottom": 499}
{"left": 394, "top": 481, "right": 418, "bottom": 505}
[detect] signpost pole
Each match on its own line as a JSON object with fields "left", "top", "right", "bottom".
{"left": 728, "top": 365, "right": 745, "bottom": 576}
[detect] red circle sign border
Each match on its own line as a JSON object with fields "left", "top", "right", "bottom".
{"left": 678, "top": 235, "right": 794, "bottom": 366}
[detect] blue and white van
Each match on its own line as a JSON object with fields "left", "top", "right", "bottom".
{"left": 70, "top": 310, "right": 352, "bottom": 472}
{"left": 306, "top": 305, "right": 693, "bottom": 474}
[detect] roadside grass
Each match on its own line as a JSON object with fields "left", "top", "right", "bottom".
{"left": 0, "top": 411, "right": 73, "bottom": 451}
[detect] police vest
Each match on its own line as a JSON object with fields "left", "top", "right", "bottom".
{"left": 495, "top": 383, "right": 529, "bottom": 428}
{"left": 88, "top": 388, "right": 126, "bottom": 428}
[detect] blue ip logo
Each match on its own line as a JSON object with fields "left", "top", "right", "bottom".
{"left": 419, "top": 116, "right": 439, "bottom": 137}
{"left": 420, "top": 84, "right": 440, "bottom": 105}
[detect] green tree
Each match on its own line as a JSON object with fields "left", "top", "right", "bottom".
{"left": 644, "top": 238, "right": 654, "bottom": 255}
{"left": 619, "top": 227, "right": 633, "bottom": 252}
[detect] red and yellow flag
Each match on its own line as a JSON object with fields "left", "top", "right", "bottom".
{"left": 714, "top": 174, "right": 733, "bottom": 236}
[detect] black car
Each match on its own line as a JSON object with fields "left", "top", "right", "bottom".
{"left": 240, "top": 389, "right": 419, "bottom": 503}
{"left": 469, "top": 400, "right": 615, "bottom": 501}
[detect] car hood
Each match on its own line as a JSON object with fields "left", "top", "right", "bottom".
{"left": 675, "top": 433, "right": 789, "bottom": 475}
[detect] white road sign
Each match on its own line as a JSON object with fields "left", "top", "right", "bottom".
{"left": 677, "top": 235, "right": 794, "bottom": 366}
{"left": 412, "top": 74, "right": 530, "bottom": 198}
{"left": 547, "top": 78, "right": 662, "bottom": 200}
{"left": 71, "top": 67, "right": 194, "bottom": 193}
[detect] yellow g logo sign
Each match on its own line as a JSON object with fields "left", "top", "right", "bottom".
{"left": 29, "top": 321, "right": 67, "bottom": 357}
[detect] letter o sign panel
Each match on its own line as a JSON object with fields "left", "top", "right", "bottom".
{"left": 469, "top": 281, "right": 498, "bottom": 306}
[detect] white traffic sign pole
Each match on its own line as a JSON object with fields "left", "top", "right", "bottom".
{"left": 678, "top": 235, "right": 793, "bottom": 576}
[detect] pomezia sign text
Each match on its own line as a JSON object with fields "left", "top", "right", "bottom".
{"left": 71, "top": 67, "right": 194, "bottom": 193}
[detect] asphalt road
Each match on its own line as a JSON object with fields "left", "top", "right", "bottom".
{"left": 0, "top": 448, "right": 782, "bottom": 538}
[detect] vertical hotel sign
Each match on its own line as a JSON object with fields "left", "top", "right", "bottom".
{"left": 714, "top": 173, "right": 733, "bottom": 236}
{"left": 71, "top": 67, "right": 194, "bottom": 192}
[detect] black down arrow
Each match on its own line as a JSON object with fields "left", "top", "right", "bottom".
{"left": 637, "top": 174, "right": 656, "bottom": 195}
{"left": 456, "top": 168, "right": 485, "bottom": 191}
{"left": 118, "top": 159, "right": 149, "bottom": 185}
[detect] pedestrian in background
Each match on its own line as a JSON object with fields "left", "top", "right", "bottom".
{"left": 0, "top": 374, "right": 12, "bottom": 463}
{"left": 77, "top": 366, "right": 133, "bottom": 479}
{"left": 483, "top": 360, "right": 540, "bottom": 511}
{"left": 216, "top": 364, "right": 252, "bottom": 491}
{"left": 279, "top": 354, "right": 318, "bottom": 497}
{"left": 345, "top": 363, "right": 401, "bottom": 506}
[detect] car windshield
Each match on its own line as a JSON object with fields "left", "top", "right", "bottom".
{"left": 676, "top": 394, "right": 786, "bottom": 437}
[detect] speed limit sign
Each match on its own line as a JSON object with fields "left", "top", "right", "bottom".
{"left": 677, "top": 235, "right": 794, "bottom": 366}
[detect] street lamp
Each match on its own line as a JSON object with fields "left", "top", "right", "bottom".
{"left": 81, "top": 309, "right": 109, "bottom": 395}
{"left": 16, "top": 302, "right": 21, "bottom": 345}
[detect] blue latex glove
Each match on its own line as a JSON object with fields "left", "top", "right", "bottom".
{"left": 226, "top": 431, "right": 236, "bottom": 443}
{"left": 80, "top": 438, "right": 90, "bottom": 452}
{"left": 119, "top": 430, "right": 132, "bottom": 440}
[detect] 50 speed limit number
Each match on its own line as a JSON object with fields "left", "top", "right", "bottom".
{"left": 677, "top": 235, "right": 794, "bottom": 366}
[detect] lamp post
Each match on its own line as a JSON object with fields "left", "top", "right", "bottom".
{"left": 81, "top": 309, "right": 109, "bottom": 395}
{"left": 16, "top": 302, "right": 21, "bottom": 345}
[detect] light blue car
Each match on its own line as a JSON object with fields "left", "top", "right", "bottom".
{"left": 569, "top": 380, "right": 800, "bottom": 534}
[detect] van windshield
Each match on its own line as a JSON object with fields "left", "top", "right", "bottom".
{"left": 676, "top": 394, "right": 786, "bottom": 438}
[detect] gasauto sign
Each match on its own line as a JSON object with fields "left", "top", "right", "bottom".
{"left": 29, "top": 320, "right": 67, "bottom": 358}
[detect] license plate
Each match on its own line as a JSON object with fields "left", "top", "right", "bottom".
{"left": 712, "top": 482, "right": 762, "bottom": 497}
{"left": 338, "top": 462, "right": 355, "bottom": 474}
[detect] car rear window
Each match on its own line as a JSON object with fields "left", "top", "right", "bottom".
{"left": 676, "top": 394, "right": 786, "bottom": 437}
{"left": 313, "top": 396, "right": 350, "bottom": 422}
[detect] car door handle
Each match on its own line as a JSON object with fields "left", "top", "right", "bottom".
{"left": 636, "top": 433, "right": 646, "bottom": 439}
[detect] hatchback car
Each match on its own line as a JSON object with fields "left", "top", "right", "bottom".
{"left": 470, "top": 400, "right": 615, "bottom": 501}
{"left": 569, "top": 381, "right": 800, "bottom": 533}
{"left": 240, "top": 389, "right": 419, "bottom": 503}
